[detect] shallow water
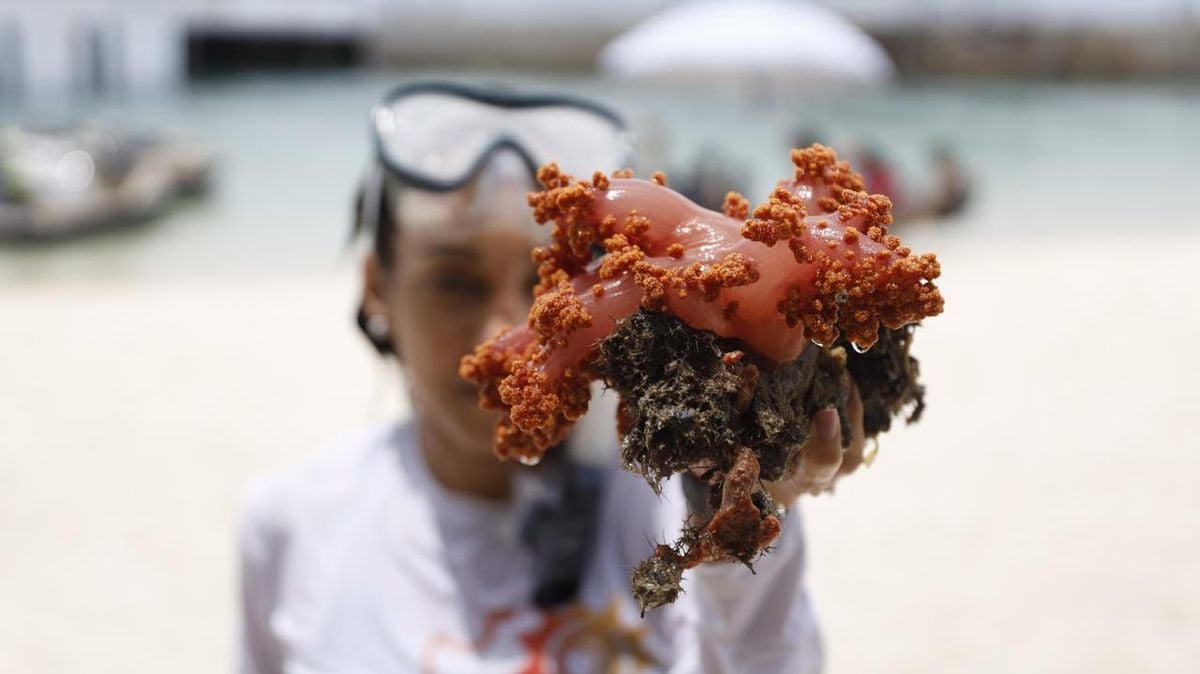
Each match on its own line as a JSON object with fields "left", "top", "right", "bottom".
{"left": 2, "top": 70, "right": 1197, "bottom": 282}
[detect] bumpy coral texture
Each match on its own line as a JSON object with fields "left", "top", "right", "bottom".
{"left": 460, "top": 145, "right": 943, "bottom": 464}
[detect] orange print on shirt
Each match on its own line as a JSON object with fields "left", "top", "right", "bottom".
{"left": 421, "top": 599, "right": 656, "bottom": 673}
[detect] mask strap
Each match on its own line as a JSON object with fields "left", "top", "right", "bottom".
{"left": 360, "top": 162, "right": 385, "bottom": 237}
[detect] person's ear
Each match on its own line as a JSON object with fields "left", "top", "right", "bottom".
{"left": 359, "top": 252, "right": 397, "bottom": 357}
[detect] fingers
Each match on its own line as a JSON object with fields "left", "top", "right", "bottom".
{"left": 702, "top": 375, "right": 872, "bottom": 508}
{"left": 792, "top": 408, "right": 845, "bottom": 494}
{"left": 788, "top": 377, "right": 869, "bottom": 498}
{"left": 762, "top": 407, "right": 847, "bottom": 506}
{"left": 836, "top": 381, "right": 867, "bottom": 477}
{"left": 687, "top": 459, "right": 721, "bottom": 484}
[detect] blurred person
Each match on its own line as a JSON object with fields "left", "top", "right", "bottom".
{"left": 676, "top": 144, "right": 746, "bottom": 212}
{"left": 905, "top": 143, "right": 972, "bottom": 222}
{"left": 830, "top": 138, "right": 906, "bottom": 218}
{"left": 238, "top": 81, "right": 865, "bottom": 673}
{"left": 791, "top": 126, "right": 827, "bottom": 151}
{"left": 927, "top": 143, "right": 970, "bottom": 218}
{"left": 856, "top": 144, "right": 904, "bottom": 215}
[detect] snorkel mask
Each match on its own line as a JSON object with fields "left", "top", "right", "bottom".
{"left": 360, "top": 80, "right": 635, "bottom": 237}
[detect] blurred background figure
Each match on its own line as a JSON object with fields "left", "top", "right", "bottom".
{"left": 790, "top": 129, "right": 972, "bottom": 226}
{"left": 0, "top": 123, "right": 210, "bottom": 240}
{"left": 675, "top": 143, "right": 747, "bottom": 212}
{"left": 846, "top": 142, "right": 905, "bottom": 215}
{"left": 910, "top": 143, "right": 972, "bottom": 221}
{"left": 2, "top": 1, "right": 1199, "bottom": 674}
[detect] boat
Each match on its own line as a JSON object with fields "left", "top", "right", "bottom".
{"left": 0, "top": 123, "right": 212, "bottom": 241}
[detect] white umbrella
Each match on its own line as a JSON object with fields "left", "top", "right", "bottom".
{"left": 599, "top": 0, "right": 894, "bottom": 87}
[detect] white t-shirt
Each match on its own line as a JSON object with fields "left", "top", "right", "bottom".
{"left": 238, "top": 421, "right": 822, "bottom": 673}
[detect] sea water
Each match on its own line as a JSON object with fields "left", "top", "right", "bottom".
{"left": 1, "top": 70, "right": 1197, "bottom": 283}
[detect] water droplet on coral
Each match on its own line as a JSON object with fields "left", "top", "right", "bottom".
{"left": 851, "top": 342, "right": 871, "bottom": 354}
{"left": 517, "top": 455, "right": 542, "bottom": 466}
{"left": 796, "top": 185, "right": 813, "bottom": 200}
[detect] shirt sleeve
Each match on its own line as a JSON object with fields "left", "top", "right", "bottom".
{"left": 670, "top": 512, "right": 824, "bottom": 674}
{"left": 236, "top": 479, "right": 286, "bottom": 674}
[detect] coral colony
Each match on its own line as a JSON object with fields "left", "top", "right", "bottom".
{"left": 462, "top": 145, "right": 944, "bottom": 611}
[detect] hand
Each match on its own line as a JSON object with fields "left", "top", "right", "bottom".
{"left": 763, "top": 377, "right": 866, "bottom": 508}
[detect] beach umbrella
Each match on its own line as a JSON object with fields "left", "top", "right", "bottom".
{"left": 598, "top": 0, "right": 895, "bottom": 87}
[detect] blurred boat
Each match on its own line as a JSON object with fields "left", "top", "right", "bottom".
{"left": 598, "top": 0, "right": 895, "bottom": 88}
{"left": 0, "top": 124, "right": 212, "bottom": 241}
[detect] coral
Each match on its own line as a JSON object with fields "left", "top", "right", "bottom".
{"left": 460, "top": 145, "right": 944, "bottom": 607}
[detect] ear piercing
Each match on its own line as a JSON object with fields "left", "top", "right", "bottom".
{"left": 366, "top": 314, "right": 390, "bottom": 339}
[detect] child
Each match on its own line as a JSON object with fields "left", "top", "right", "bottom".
{"left": 238, "top": 81, "right": 864, "bottom": 673}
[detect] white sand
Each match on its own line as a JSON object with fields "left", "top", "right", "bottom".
{"left": 1, "top": 233, "right": 1197, "bottom": 672}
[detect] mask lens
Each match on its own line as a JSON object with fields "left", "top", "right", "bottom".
{"left": 509, "top": 106, "right": 632, "bottom": 178}
{"left": 392, "top": 150, "right": 538, "bottom": 235}
{"left": 373, "top": 87, "right": 631, "bottom": 189}
{"left": 375, "top": 94, "right": 500, "bottom": 183}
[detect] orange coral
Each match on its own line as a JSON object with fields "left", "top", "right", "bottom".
{"left": 722, "top": 191, "right": 750, "bottom": 219}
{"left": 742, "top": 186, "right": 808, "bottom": 247}
{"left": 530, "top": 281, "right": 593, "bottom": 347}
{"left": 791, "top": 143, "right": 865, "bottom": 198}
{"left": 462, "top": 144, "right": 944, "bottom": 463}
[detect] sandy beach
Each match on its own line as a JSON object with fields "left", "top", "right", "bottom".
{"left": 1, "top": 231, "right": 1198, "bottom": 673}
